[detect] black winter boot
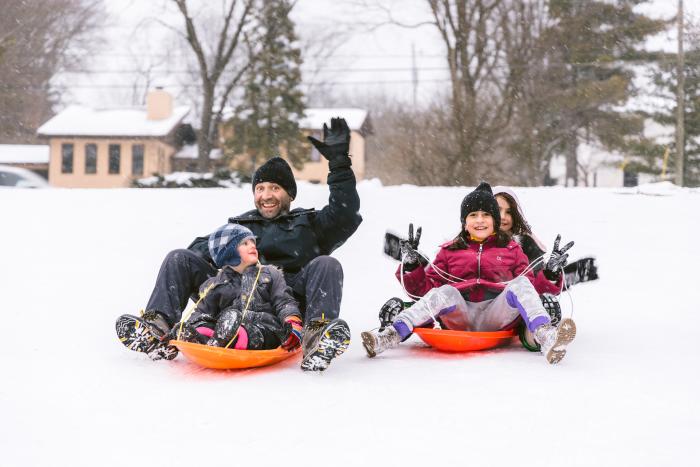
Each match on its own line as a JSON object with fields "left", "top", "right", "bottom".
{"left": 207, "top": 307, "right": 243, "bottom": 348}
{"left": 300, "top": 318, "right": 351, "bottom": 372}
{"left": 115, "top": 310, "right": 178, "bottom": 361}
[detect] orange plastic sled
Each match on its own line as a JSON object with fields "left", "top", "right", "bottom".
{"left": 413, "top": 327, "right": 517, "bottom": 352}
{"left": 170, "top": 340, "right": 300, "bottom": 370}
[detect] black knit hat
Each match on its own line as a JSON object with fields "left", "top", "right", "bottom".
{"left": 460, "top": 182, "right": 501, "bottom": 231}
{"left": 252, "top": 157, "right": 297, "bottom": 199}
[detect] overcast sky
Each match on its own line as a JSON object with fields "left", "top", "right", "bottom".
{"left": 54, "top": 0, "right": 699, "bottom": 111}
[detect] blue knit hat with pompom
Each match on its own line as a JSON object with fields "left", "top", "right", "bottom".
{"left": 208, "top": 224, "right": 256, "bottom": 267}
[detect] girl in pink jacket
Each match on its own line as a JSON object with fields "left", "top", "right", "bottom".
{"left": 362, "top": 182, "right": 576, "bottom": 364}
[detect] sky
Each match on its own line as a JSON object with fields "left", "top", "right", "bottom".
{"left": 54, "top": 0, "right": 700, "bottom": 112}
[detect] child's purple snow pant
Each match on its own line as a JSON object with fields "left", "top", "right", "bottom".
{"left": 392, "top": 276, "right": 550, "bottom": 339}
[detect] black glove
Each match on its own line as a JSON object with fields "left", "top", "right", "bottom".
{"left": 543, "top": 234, "right": 574, "bottom": 281}
{"left": 400, "top": 223, "right": 427, "bottom": 272}
{"left": 378, "top": 297, "right": 406, "bottom": 331}
{"left": 564, "top": 257, "right": 599, "bottom": 286}
{"left": 307, "top": 117, "right": 351, "bottom": 170}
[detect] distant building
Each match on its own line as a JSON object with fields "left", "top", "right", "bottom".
{"left": 220, "top": 107, "right": 372, "bottom": 184}
{"left": 0, "top": 144, "right": 50, "bottom": 179}
{"left": 37, "top": 89, "right": 191, "bottom": 188}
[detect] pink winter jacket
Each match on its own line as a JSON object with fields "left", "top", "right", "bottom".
{"left": 396, "top": 235, "right": 562, "bottom": 302}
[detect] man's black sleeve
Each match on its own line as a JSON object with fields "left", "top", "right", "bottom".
{"left": 313, "top": 164, "right": 363, "bottom": 255}
{"left": 187, "top": 235, "right": 215, "bottom": 265}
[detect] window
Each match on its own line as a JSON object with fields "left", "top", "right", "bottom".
{"left": 309, "top": 131, "right": 322, "bottom": 162}
{"left": 85, "top": 144, "right": 97, "bottom": 174}
{"left": 0, "top": 171, "right": 21, "bottom": 186}
{"left": 108, "top": 144, "right": 121, "bottom": 174}
{"left": 61, "top": 143, "right": 74, "bottom": 173}
{"left": 132, "top": 144, "right": 144, "bottom": 176}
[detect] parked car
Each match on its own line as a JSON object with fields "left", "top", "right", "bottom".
{"left": 0, "top": 165, "right": 50, "bottom": 188}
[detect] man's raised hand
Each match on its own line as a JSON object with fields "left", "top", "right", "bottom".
{"left": 307, "top": 117, "right": 351, "bottom": 168}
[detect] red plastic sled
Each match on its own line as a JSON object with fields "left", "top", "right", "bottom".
{"left": 170, "top": 340, "right": 300, "bottom": 370}
{"left": 413, "top": 327, "right": 517, "bottom": 352}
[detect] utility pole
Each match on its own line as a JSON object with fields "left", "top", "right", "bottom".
{"left": 676, "top": 0, "right": 685, "bottom": 186}
{"left": 411, "top": 43, "right": 418, "bottom": 108}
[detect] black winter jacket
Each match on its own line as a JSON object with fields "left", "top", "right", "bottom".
{"left": 186, "top": 264, "right": 300, "bottom": 332}
{"left": 187, "top": 163, "right": 362, "bottom": 274}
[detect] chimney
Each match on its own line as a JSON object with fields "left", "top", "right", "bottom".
{"left": 146, "top": 87, "right": 173, "bottom": 120}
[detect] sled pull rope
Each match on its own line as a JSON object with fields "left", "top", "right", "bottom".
{"left": 224, "top": 262, "right": 263, "bottom": 349}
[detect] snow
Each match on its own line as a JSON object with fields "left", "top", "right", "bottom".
{"left": 0, "top": 144, "right": 49, "bottom": 164}
{"left": 173, "top": 144, "right": 222, "bottom": 160}
{"left": 1, "top": 181, "right": 698, "bottom": 467}
{"left": 37, "top": 105, "right": 190, "bottom": 137}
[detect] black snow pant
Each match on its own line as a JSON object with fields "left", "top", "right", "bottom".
{"left": 145, "top": 250, "right": 343, "bottom": 327}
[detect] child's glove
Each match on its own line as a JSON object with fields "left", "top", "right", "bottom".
{"left": 400, "top": 223, "right": 427, "bottom": 272}
{"left": 378, "top": 297, "right": 405, "bottom": 331}
{"left": 543, "top": 234, "right": 574, "bottom": 281}
{"left": 281, "top": 316, "right": 303, "bottom": 351}
{"left": 564, "top": 257, "right": 598, "bottom": 286}
{"left": 307, "top": 117, "right": 351, "bottom": 170}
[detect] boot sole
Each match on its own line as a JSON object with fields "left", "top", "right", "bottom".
{"left": 360, "top": 331, "right": 377, "bottom": 358}
{"left": 301, "top": 321, "right": 351, "bottom": 372}
{"left": 545, "top": 318, "right": 576, "bottom": 364}
{"left": 115, "top": 314, "right": 178, "bottom": 360}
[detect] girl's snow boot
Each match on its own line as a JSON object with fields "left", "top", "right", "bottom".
{"left": 361, "top": 327, "right": 401, "bottom": 358}
{"left": 300, "top": 318, "right": 351, "bottom": 371}
{"left": 534, "top": 318, "right": 576, "bottom": 364}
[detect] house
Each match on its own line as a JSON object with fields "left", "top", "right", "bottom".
{"left": 220, "top": 107, "right": 372, "bottom": 184}
{"left": 37, "top": 89, "right": 190, "bottom": 188}
{"left": 0, "top": 144, "right": 50, "bottom": 179}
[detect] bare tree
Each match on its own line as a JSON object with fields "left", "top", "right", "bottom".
{"left": 164, "top": 0, "right": 255, "bottom": 171}
{"left": 0, "top": 0, "right": 103, "bottom": 143}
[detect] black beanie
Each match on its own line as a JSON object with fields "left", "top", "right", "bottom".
{"left": 252, "top": 157, "right": 297, "bottom": 199}
{"left": 459, "top": 182, "right": 501, "bottom": 231}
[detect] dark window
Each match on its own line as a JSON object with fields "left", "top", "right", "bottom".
{"left": 0, "top": 171, "right": 21, "bottom": 186}
{"left": 623, "top": 167, "right": 638, "bottom": 187}
{"left": 132, "top": 144, "right": 144, "bottom": 176}
{"left": 309, "top": 131, "right": 322, "bottom": 162}
{"left": 108, "top": 144, "right": 121, "bottom": 174}
{"left": 85, "top": 144, "right": 97, "bottom": 174}
{"left": 61, "top": 143, "right": 74, "bottom": 173}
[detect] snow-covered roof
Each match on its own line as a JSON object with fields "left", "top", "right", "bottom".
{"left": 220, "top": 107, "right": 369, "bottom": 131}
{"left": 173, "top": 144, "right": 222, "bottom": 160}
{"left": 299, "top": 108, "right": 368, "bottom": 131}
{"left": 37, "top": 105, "right": 190, "bottom": 137}
{"left": 0, "top": 144, "right": 50, "bottom": 164}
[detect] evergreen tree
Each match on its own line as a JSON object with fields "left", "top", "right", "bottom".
{"left": 539, "top": 0, "right": 666, "bottom": 186}
{"left": 652, "top": 24, "right": 700, "bottom": 187}
{"left": 226, "top": 0, "right": 306, "bottom": 171}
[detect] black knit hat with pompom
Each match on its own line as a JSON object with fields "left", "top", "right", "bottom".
{"left": 459, "top": 181, "right": 501, "bottom": 231}
{"left": 252, "top": 157, "right": 297, "bottom": 199}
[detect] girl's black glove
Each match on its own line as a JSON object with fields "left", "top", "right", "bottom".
{"left": 543, "top": 234, "right": 574, "bottom": 281}
{"left": 400, "top": 223, "right": 427, "bottom": 272}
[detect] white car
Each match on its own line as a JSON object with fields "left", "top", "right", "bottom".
{"left": 0, "top": 165, "right": 50, "bottom": 188}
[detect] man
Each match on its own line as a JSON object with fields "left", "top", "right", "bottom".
{"left": 116, "top": 117, "right": 362, "bottom": 371}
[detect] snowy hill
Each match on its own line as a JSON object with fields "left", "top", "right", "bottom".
{"left": 1, "top": 181, "right": 698, "bottom": 467}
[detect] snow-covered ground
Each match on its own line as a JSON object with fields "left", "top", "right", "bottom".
{"left": 1, "top": 181, "right": 698, "bottom": 467}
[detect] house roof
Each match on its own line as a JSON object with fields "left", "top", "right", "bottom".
{"left": 299, "top": 108, "right": 368, "bottom": 131}
{"left": 37, "top": 105, "right": 190, "bottom": 138}
{"left": 0, "top": 144, "right": 50, "bottom": 164}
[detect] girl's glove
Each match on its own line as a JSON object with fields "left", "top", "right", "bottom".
{"left": 281, "top": 316, "right": 303, "bottom": 351}
{"left": 307, "top": 118, "right": 351, "bottom": 169}
{"left": 543, "top": 234, "right": 574, "bottom": 281}
{"left": 400, "top": 223, "right": 427, "bottom": 272}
